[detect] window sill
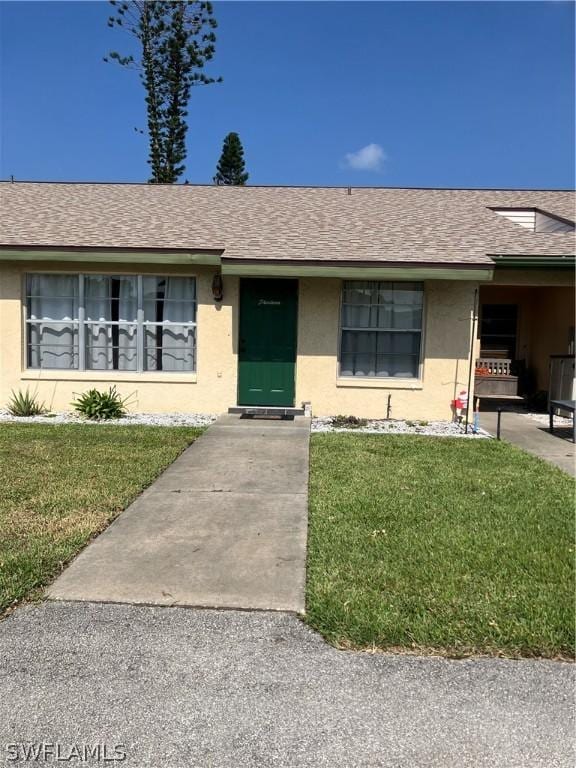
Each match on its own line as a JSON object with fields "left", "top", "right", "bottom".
{"left": 336, "top": 377, "right": 423, "bottom": 390}
{"left": 21, "top": 370, "right": 198, "bottom": 384}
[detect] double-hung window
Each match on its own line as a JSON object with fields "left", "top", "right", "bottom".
{"left": 27, "top": 274, "right": 80, "bottom": 370}
{"left": 142, "top": 276, "right": 196, "bottom": 371}
{"left": 340, "top": 281, "right": 423, "bottom": 379}
{"left": 84, "top": 275, "right": 138, "bottom": 370}
{"left": 26, "top": 274, "right": 197, "bottom": 372}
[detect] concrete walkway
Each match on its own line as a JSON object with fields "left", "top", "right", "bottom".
{"left": 1, "top": 602, "right": 573, "bottom": 768}
{"left": 48, "top": 414, "right": 311, "bottom": 612}
{"left": 481, "top": 411, "right": 575, "bottom": 476}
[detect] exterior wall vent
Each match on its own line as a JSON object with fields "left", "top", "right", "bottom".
{"left": 491, "top": 207, "right": 575, "bottom": 233}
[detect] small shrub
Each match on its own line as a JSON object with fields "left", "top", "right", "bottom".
{"left": 331, "top": 414, "right": 368, "bottom": 429}
{"left": 72, "top": 386, "right": 130, "bottom": 421}
{"left": 7, "top": 389, "right": 46, "bottom": 417}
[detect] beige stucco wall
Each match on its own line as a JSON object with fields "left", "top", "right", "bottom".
{"left": 0, "top": 262, "right": 239, "bottom": 414}
{"left": 530, "top": 287, "right": 574, "bottom": 390}
{"left": 0, "top": 262, "right": 478, "bottom": 418}
{"left": 296, "top": 278, "right": 477, "bottom": 420}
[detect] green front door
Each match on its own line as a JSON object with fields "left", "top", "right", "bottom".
{"left": 238, "top": 279, "right": 298, "bottom": 407}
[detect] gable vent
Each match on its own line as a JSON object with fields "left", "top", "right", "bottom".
{"left": 492, "top": 207, "right": 574, "bottom": 233}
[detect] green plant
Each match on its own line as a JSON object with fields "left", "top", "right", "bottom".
{"left": 7, "top": 389, "right": 46, "bottom": 417}
{"left": 105, "top": 1, "right": 222, "bottom": 183}
{"left": 331, "top": 414, "right": 368, "bottom": 429}
{"left": 72, "top": 386, "right": 130, "bottom": 421}
{"left": 213, "top": 132, "right": 249, "bottom": 185}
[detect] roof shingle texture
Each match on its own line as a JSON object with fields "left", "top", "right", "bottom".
{"left": 1, "top": 182, "right": 574, "bottom": 265}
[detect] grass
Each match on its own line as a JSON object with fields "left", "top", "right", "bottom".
{"left": 0, "top": 423, "right": 203, "bottom": 616}
{"left": 306, "top": 434, "right": 574, "bottom": 658}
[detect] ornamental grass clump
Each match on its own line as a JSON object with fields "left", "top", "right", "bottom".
{"left": 330, "top": 415, "right": 368, "bottom": 429}
{"left": 7, "top": 389, "right": 46, "bottom": 417}
{"left": 72, "top": 386, "right": 130, "bottom": 421}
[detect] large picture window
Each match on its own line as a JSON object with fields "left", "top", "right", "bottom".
{"left": 26, "top": 274, "right": 197, "bottom": 372}
{"left": 340, "top": 281, "right": 423, "bottom": 379}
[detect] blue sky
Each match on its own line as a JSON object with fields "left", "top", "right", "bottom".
{"left": 0, "top": 1, "right": 574, "bottom": 188}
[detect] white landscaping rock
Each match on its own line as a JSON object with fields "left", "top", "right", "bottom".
{"left": 0, "top": 410, "right": 217, "bottom": 428}
{"left": 524, "top": 411, "right": 573, "bottom": 427}
{"left": 0, "top": 410, "right": 492, "bottom": 436}
{"left": 311, "top": 417, "right": 490, "bottom": 438}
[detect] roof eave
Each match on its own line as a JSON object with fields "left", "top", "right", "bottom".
{"left": 490, "top": 254, "right": 576, "bottom": 268}
{"left": 0, "top": 247, "right": 496, "bottom": 280}
{"left": 0, "top": 246, "right": 223, "bottom": 265}
{"left": 221, "top": 258, "right": 494, "bottom": 281}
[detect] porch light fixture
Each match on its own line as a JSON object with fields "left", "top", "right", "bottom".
{"left": 212, "top": 272, "right": 224, "bottom": 302}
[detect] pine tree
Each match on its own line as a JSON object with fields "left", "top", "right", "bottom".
{"left": 213, "top": 132, "right": 249, "bottom": 186}
{"left": 105, "top": 1, "right": 221, "bottom": 184}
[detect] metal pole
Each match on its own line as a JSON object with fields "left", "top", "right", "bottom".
{"left": 497, "top": 408, "right": 502, "bottom": 440}
{"left": 464, "top": 288, "right": 479, "bottom": 434}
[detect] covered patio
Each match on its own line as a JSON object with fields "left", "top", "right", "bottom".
{"left": 475, "top": 267, "right": 575, "bottom": 404}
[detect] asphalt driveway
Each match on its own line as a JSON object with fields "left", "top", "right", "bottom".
{"left": 0, "top": 602, "right": 573, "bottom": 768}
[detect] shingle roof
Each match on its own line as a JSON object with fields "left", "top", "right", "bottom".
{"left": 1, "top": 181, "right": 574, "bottom": 266}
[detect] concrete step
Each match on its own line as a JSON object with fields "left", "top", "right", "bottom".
{"left": 228, "top": 406, "right": 305, "bottom": 418}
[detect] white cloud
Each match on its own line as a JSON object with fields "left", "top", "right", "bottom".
{"left": 343, "top": 143, "right": 386, "bottom": 172}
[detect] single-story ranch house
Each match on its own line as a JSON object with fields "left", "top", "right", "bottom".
{"left": 0, "top": 182, "right": 574, "bottom": 419}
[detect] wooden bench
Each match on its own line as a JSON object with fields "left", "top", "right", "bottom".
{"left": 549, "top": 399, "right": 576, "bottom": 443}
{"left": 475, "top": 358, "right": 519, "bottom": 397}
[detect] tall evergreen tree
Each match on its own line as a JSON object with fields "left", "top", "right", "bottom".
{"left": 105, "top": 1, "right": 221, "bottom": 184}
{"left": 213, "top": 132, "right": 249, "bottom": 185}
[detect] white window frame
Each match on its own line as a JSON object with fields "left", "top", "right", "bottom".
{"left": 25, "top": 273, "right": 197, "bottom": 373}
{"left": 338, "top": 280, "right": 425, "bottom": 380}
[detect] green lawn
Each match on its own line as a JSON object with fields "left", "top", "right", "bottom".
{"left": 0, "top": 423, "right": 203, "bottom": 615}
{"left": 306, "top": 434, "right": 574, "bottom": 658}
